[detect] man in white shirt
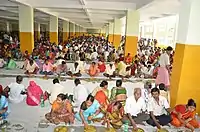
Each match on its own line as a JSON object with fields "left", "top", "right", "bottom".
{"left": 90, "top": 50, "right": 98, "bottom": 61}
{"left": 146, "top": 88, "right": 171, "bottom": 129}
{"left": 25, "top": 60, "right": 39, "bottom": 74}
{"left": 73, "top": 79, "right": 88, "bottom": 107}
{"left": 46, "top": 78, "right": 65, "bottom": 104}
{"left": 103, "top": 63, "right": 116, "bottom": 78}
{"left": 66, "top": 62, "right": 82, "bottom": 77}
{"left": 5, "top": 76, "right": 26, "bottom": 104}
{"left": 123, "top": 88, "right": 149, "bottom": 130}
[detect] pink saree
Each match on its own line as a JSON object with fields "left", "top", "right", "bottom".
{"left": 26, "top": 81, "right": 43, "bottom": 106}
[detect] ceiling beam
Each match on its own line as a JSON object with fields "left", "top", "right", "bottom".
{"left": 16, "top": 0, "right": 135, "bottom": 10}
{"left": 79, "top": 0, "right": 93, "bottom": 27}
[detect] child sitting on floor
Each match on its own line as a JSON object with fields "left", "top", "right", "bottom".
{"left": 159, "top": 83, "right": 169, "bottom": 102}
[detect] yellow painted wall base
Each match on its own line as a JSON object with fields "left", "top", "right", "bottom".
{"left": 113, "top": 34, "right": 121, "bottom": 49}
{"left": 70, "top": 32, "right": 75, "bottom": 38}
{"left": 63, "top": 32, "right": 69, "bottom": 42}
{"left": 50, "top": 32, "right": 58, "bottom": 44}
{"left": 108, "top": 34, "right": 114, "bottom": 43}
{"left": 20, "top": 32, "right": 34, "bottom": 53}
{"left": 125, "top": 36, "right": 138, "bottom": 56}
{"left": 34, "top": 31, "right": 40, "bottom": 41}
{"left": 170, "top": 43, "right": 200, "bottom": 114}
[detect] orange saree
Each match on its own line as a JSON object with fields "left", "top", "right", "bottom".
{"left": 95, "top": 90, "right": 109, "bottom": 111}
{"left": 171, "top": 105, "right": 199, "bottom": 128}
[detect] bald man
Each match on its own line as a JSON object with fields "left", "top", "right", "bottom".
{"left": 122, "top": 88, "right": 150, "bottom": 130}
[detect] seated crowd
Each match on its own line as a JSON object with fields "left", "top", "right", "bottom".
{"left": 0, "top": 76, "right": 199, "bottom": 131}
{"left": 0, "top": 36, "right": 174, "bottom": 81}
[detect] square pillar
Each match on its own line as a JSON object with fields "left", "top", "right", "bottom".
{"left": 170, "top": 0, "right": 200, "bottom": 113}
{"left": 113, "top": 18, "right": 121, "bottom": 49}
{"left": 108, "top": 22, "right": 114, "bottom": 43}
{"left": 34, "top": 23, "right": 40, "bottom": 41}
{"left": 69, "top": 22, "right": 75, "bottom": 38}
{"left": 63, "top": 21, "right": 69, "bottom": 42}
{"left": 49, "top": 15, "right": 58, "bottom": 44}
{"left": 125, "top": 10, "right": 139, "bottom": 56}
{"left": 19, "top": 5, "right": 34, "bottom": 53}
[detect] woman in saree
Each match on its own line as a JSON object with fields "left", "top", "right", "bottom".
{"left": 26, "top": 81, "right": 45, "bottom": 106}
{"left": 75, "top": 94, "right": 104, "bottom": 127}
{"left": 171, "top": 99, "right": 199, "bottom": 131}
{"left": 45, "top": 93, "right": 74, "bottom": 125}
{"left": 0, "top": 93, "right": 10, "bottom": 120}
{"left": 95, "top": 90, "right": 109, "bottom": 113}
{"left": 94, "top": 81, "right": 109, "bottom": 111}
{"left": 103, "top": 101, "right": 123, "bottom": 129}
{"left": 110, "top": 80, "right": 127, "bottom": 106}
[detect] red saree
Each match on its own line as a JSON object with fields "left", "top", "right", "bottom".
{"left": 95, "top": 90, "right": 109, "bottom": 110}
{"left": 171, "top": 105, "right": 199, "bottom": 128}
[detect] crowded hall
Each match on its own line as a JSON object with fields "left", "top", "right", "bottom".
{"left": 0, "top": 0, "right": 199, "bottom": 132}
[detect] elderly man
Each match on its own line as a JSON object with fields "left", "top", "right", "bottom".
{"left": 146, "top": 88, "right": 171, "bottom": 129}
{"left": 122, "top": 88, "right": 149, "bottom": 130}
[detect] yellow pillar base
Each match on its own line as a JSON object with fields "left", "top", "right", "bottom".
{"left": 50, "top": 32, "right": 58, "bottom": 44}
{"left": 108, "top": 34, "right": 114, "bottom": 43}
{"left": 70, "top": 32, "right": 74, "bottom": 38}
{"left": 113, "top": 34, "right": 121, "bottom": 49}
{"left": 20, "top": 32, "right": 34, "bottom": 53}
{"left": 34, "top": 31, "right": 40, "bottom": 41}
{"left": 125, "top": 36, "right": 137, "bottom": 56}
{"left": 170, "top": 43, "right": 200, "bottom": 114}
{"left": 63, "top": 32, "right": 69, "bottom": 42}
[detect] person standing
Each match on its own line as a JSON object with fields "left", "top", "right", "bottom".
{"left": 156, "top": 46, "right": 173, "bottom": 88}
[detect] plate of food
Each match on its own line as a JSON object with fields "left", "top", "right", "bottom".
{"left": 54, "top": 126, "right": 68, "bottom": 132}
{"left": 84, "top": 125, "right": 96, "bottom": 132}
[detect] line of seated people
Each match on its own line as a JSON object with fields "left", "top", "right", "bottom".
{"left": 16, "top": 56, "right": 156, "bottom": 80}
{"left": 0, "top": 76, "right": 199, "bottom": 131}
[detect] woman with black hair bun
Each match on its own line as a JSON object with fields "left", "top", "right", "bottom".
{"left": 45, "top": 93, "right": 74, "bottom": 125}
{"left": 171, "top": 99, "right": 199, "bottom": 131}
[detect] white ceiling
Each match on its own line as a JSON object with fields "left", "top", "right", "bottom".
{"left": 0, "top": 0, "right": 181, "bottom": 29}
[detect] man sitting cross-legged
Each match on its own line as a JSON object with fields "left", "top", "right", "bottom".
{"left": 122, "top": 88, "right": 149, "bottom": 131}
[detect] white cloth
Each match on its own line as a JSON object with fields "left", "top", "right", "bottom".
{"left": 124, "top": 96, "right": 146, "bottom": 116}
{"left": 74, "top": 46, "right": 78, "bottom": 51}
{"left": 159, "top": 53, "right": 170, "bottom": 67}
{"left": 76, "top": 61, "right": 85, "bottom": 73}
{"left": 104, "top": 51, "right": 109, "bottom": 61}
{"left": 91, "top": 52, "right": 98, "bottom": 60}
{"left": 147, "top": 96, "right": 169, "bottom": 116}
{"left": 55, "top": 59, "right": 65, "bottom": 67}
{"left": 8, "top": 82, "right": 26, "bottom": 104}
{"left": 70, "top": 66, "right": 81, "bottom": 74}
{"left": 0, "top": 59, "right": 5, "bottom": 68}
{"left": 73, "top": 84, "right": 88, "bottom": 107}
{"left": 119, "top": 66, "right": 131, "bottom": 76}
{"left": 105, "top": 64, "right": 115, "bottom": 75}
{"left": 47, "top": 83, "right": 65, "bottom": 104}
{"left": 26, "top": 62, "right": 38, "bottom": 73}
{"left": 141, "top": 66, "right": 148, "bottom": 75}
